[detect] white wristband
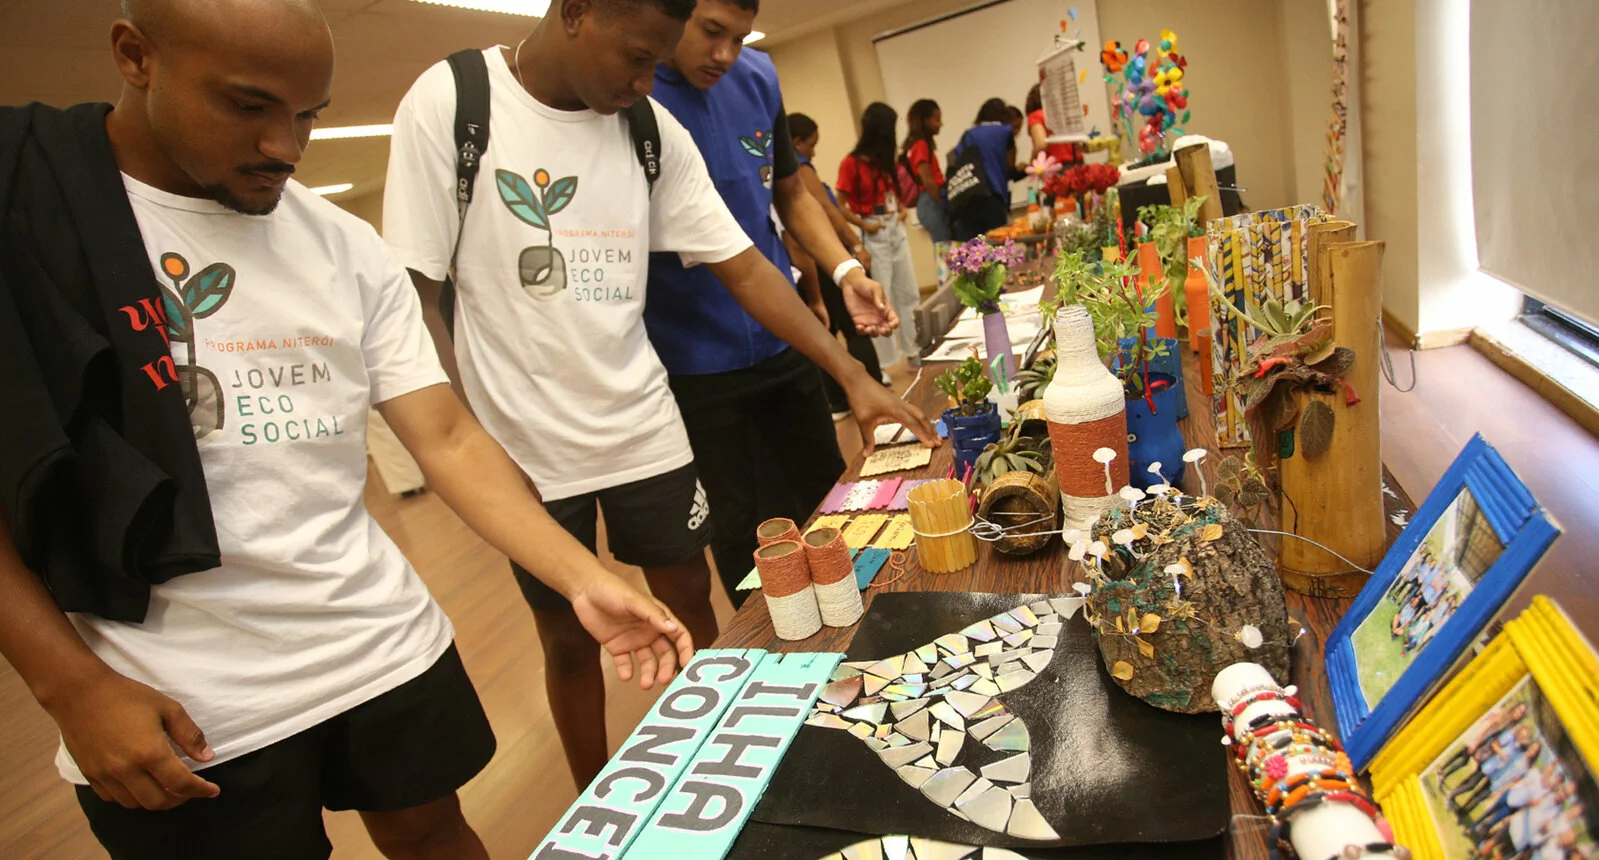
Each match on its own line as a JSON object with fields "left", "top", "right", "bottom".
{"left": 832, "top": 258, "right": 864, "bottom": 284}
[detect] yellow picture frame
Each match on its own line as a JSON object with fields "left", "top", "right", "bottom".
{"left": 1368, "top": 595, "right": 1599, "bottom": 860}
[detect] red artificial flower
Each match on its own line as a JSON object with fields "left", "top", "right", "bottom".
{"left": 1134, "top": 38, "right": 1150, "bottom": 56}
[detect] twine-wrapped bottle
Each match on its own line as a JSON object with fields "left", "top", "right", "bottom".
{"left": 1045, "top": 305, "right": 1130, "bottom": 529}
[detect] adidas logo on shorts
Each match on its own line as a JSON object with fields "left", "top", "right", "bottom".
{"left": 687, "top": 481, "right": 710, "bottom": 531}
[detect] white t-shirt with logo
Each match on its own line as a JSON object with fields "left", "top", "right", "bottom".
{"left": 383, "top": 48, "right": 754, "bottom": 501}
{"left": 56, "top": 176, "right": 455, "bottom": 783}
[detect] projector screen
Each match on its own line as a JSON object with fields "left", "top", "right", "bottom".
{"left": 874, "top": 0, "right": 1110, "bottom": 209}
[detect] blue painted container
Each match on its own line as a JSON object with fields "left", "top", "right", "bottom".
{"left": 944, "top": 404, "right": 1002, "bottom": 476}
{"left": 1120, "top": 335, "right": 1189, "bottom": 420}
{"left": 1125, "top": 372, "right": 1187, "bottom": 490}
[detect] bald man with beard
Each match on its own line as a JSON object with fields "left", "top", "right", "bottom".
{"left": 0, "top": 2, "right": 699, "bottom": 857}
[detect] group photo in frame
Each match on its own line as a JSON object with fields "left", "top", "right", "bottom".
{"left": 1369, "top": 597, "right": 1599, "bottom": 860}
{"left": 1326, "top": 435, "right": 1562, "bottom": 769}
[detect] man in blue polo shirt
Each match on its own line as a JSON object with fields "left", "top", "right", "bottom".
{"left": 648, "top": 0, "right": 935, "bottom": 606}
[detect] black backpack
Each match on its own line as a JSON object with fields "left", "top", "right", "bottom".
{"left": 437, "top": 48, "right": 662, "bottom": 334}
{"left": 943, "top": 129, "right": 995, "bottom": 222}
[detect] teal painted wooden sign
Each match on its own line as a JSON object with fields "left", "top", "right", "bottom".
{"left": 530, "top": 650, "right": 841, "bottom": 860}
{"left": 530, "top": 649, "right": 764, "bottom": 859}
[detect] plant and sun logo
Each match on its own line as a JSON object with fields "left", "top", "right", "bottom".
{"left": 739, "top": 128, "right": 774, "bottom": 186}
{"left": 157, "top": 252, "right": 236, "bottom": 442}
{"left": 496, "top": 167, "right": 579, "bottom": 301}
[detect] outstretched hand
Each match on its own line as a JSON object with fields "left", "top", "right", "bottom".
{"left": 840, "top": 269, "right": 899, "bottom": 338}
{"left": 570, "top": 573, "right": 695, "bottom": 690}
{"left": 847, "top": 379, "right": 939, "bottom": 456}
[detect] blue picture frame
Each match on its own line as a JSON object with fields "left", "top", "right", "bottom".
{"left": 1326, "top": 434, "right": 1561, "bottom": 770}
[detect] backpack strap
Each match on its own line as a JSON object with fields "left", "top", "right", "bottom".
{"left": 441, "top": 48, "right": 491, "bottom": 336}
{"left": 621, "top": 98, "right": 662, "bottom": 195}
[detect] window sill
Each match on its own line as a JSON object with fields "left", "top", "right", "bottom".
{"left": 1470, "top": 320, "right": 1599, "bottom": 438}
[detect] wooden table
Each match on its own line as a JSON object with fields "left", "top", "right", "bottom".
{"left": 712, "top": 312, "right": 1416, "bottom": 859}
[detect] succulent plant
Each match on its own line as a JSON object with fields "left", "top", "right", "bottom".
{"left": 975, "top": 424, "right": 1048, "bottom": 485}
{"left": 1014, "top": 354, "right": 1057, "bottom": 402}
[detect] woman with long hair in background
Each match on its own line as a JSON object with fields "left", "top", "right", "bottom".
{"left": 901, "top": 98, "right": 951, "bottom": 245}
{"left": 837, "top": 102, "right": 921, "bottom": 369}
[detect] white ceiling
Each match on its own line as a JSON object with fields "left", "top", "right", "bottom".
{"left": 0, "top": 0, "right": 895, "bottom": 203}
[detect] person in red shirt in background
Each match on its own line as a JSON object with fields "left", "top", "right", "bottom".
{"left": 1026, "top": 83, "right": 1083, "bottom": 168}
{"left": 901, "top": 99, "right": 952, "bottom": 246}
{"left": 838, "top": 102, "right": 922, "bottom": 370}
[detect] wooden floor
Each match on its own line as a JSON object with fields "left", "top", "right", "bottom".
{"left": 1, "top": 339, "right": 1594, "bottom": 859}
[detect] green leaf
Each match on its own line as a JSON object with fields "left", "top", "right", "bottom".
{"left": 187, "top": 263, "right": 235, "bottom": 319}
{"left": 763, "top": 135, "right": 774, "bottom": 152}
{"left": 952, "top": 275, "right": 986, "bottom": 309}
{"left": 982, "top": 264, "right": 1006, "bottom": 298}
{"left": 495, "top": 169, "right": 548, "bottom": 230}
{"left": 543, "top": 176, "right": 579, "bottom": 216}
{"left": 739, "top": 137, "right": 766, "bottom": 157}
{"left": 161, "top": 288, "right": 189, "bottom": 341}
{"left": 1182, "top": 110, "right": 1191, "bottom": 123}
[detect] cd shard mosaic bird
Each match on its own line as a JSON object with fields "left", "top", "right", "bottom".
{"left": 805, "top": 599, "right": 1085, "bottom": 842}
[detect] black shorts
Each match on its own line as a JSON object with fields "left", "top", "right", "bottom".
{"left": 513, "top": 462, "right": 712, "bottom": 612}
{"left": 77, "top": 644, "right": 495, "bottom": 860}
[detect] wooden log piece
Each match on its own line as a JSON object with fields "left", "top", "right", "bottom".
{"left": 1166, "top": 165, "right": 1189, "bottom": 207}
{"left": 976, "top": 470, "right": 1058, "bottom": 556}
{"left": 1174, "top": 142, "right": 1224, "bottom": 226}
{"left": 1305, "top": 220, "right": 1355, "bottom": 309}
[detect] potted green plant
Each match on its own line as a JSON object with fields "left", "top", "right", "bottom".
{"left": 1048, "top": 251, "right": 1186, "bottom": 490}
{"left": 935, "top": 355, "right": 999, "bottom": 475}
{"left": 947, "top": 238, "right": 1025, "bottom": 378}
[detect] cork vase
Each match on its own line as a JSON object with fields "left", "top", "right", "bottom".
{"left": 1044, "top": 305, "right": 1130, "bottom": 530}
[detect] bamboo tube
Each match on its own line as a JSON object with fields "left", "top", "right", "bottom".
{"left": 907, "top": 479, "right": 978, "bottom": 574}
{"left": 1166, "top": 165, "right": 1189, "bottom": 207}
{"left": 1278, "top": 241, "right": 1387, "bottom": 597}
{"left": 1173, "top": 142, "right": 1224, "bottom": 226}
{"left": 1305, "top": 221, "right": 1355, "bottom": 308}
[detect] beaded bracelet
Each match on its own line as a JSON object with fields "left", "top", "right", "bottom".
{"left": 1270, "top": 778, "right": 1357, "bottom": 815}
{"left": 1263, "top": 768, "right": 1359, "bottom": 808}
{"left": 1219, "top": 682, "right": 1299, "bottom": 713}
{"left": 1249, "top": 751, "right": 1344, "bottom": 790}
{"left": 1227, "top": 691, "right": 1304, "bottom": 722}
{"left": 1243, "top": 737, "right": 1349, "bottom": 776}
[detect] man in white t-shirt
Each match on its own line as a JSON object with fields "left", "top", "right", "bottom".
{"left": 384, "top": 0, "right": 934, "bottom": 788}
{"left": 0, "top": 2, "right": 694, "bottom": 858}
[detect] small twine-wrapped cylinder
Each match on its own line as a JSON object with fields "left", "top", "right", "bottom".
{"left": 907, "top": 479, "right": 978, "bottom": 573}
{"left": 802, "top": 527, "right": 863, "bottom": 627}
{"left": 754, "top": 540, "right": 821, "bottom": 641}
{"left": 757, "top": 517, "right": 801, "bottom": 546}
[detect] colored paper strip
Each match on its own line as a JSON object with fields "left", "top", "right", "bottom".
{"left": 842, "top": 514, "right": 889, "bottom": 549}
{"left": 867, "top": 478, "right": 903, "bottom": 510}
{"left": 819, "top": 483, "right": 853, "bottom": 514}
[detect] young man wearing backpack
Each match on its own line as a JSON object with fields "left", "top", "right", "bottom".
{"left": 1, "top": 1, "right": 693, "bottom": 857}
{"left": 647, "top": 0, "right": 938, "bottom": 608}
{"left": 384, "top": 0, "right": 932, "bottom": 788}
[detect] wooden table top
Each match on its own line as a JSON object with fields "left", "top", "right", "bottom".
{"left": 710, "top": 294, "right": 1416, "bottom": 859}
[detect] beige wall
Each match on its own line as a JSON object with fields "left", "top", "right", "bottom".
{"left": 334, "top": 189, "right": 384, "bottom": 231}
{"left": 1281, "top": 0, "right": 1337, "bottom": 205}
{"left": 1358, "top": 0, "right": 1420, "bottom": 334}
